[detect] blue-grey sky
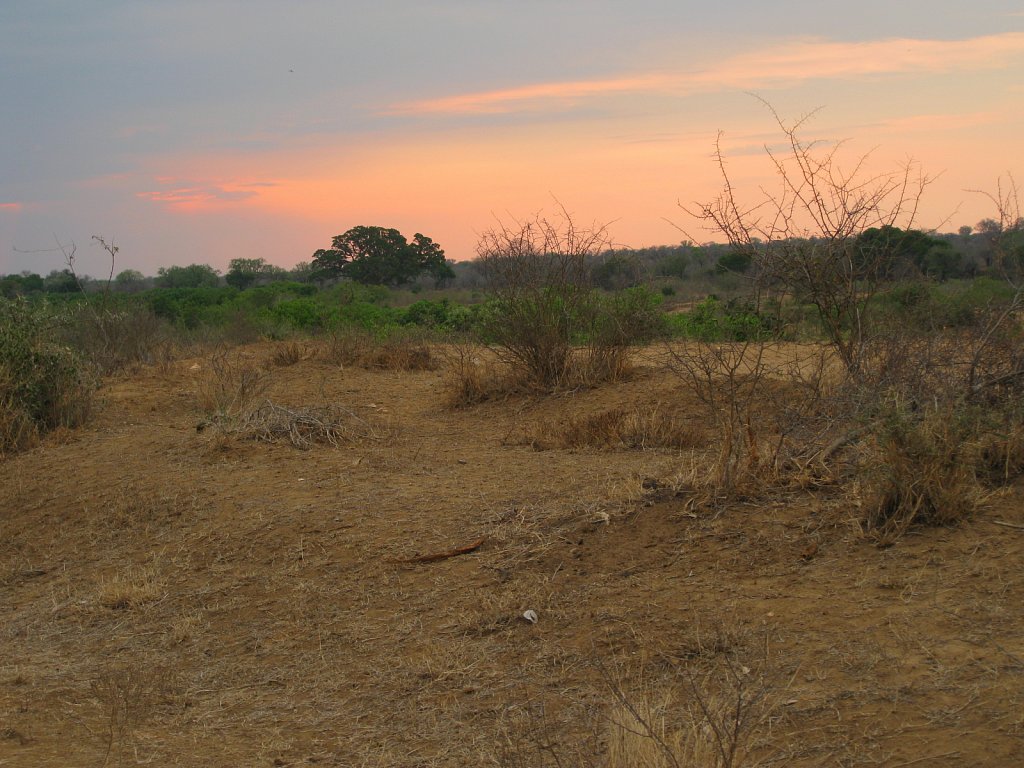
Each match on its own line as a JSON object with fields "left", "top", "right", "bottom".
{"left": 2, "top": 1, "right": 1023, "bottom": 276}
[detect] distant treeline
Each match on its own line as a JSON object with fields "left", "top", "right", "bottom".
{"left": 2, "top": 222, "right": 1016, "bottom": 300}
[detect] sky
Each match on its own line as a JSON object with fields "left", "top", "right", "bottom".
{"left": 1, "top": 1, "right": 1023, "bottom": 277}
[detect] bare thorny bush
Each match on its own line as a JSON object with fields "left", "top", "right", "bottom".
{"left": 687, "top": 102, "right": 932, "bottom": 379}
{"left": 676, "top": 105, "right": 1023, "bottom": 533}
{"left": 475, "top": 206, "right": 645, "bottom": 391}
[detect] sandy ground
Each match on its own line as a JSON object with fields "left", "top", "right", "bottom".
{"left": 1, "top": 341, "right": 1022, "bottom": 767}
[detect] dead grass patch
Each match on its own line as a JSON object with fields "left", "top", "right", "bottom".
{"left": 976, "top": 418, "right": 1024, "bottom": 485}
{"left": 601, "top": 651, "right": 778, "bottom": 768}
{"left": 444, "top": 343, "right": 640, "bottom": 408}
{"left": 528, "top": 405, "right": 704, "bottom": 451}
{"left": 322, "top": 327, "right": 438, "bottom": 371}
{"left": 0, "top": 396, "right": 38, "bottom": 456}
{"left": 443, "top": 342, "right": 521, "bottom": 406}
{"left": 102, "top": 483, "right": 197, "bottom": 530}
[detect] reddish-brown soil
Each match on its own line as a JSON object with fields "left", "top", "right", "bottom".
{"left": 2, "top": 342, "right": 1022, "bottom": 766}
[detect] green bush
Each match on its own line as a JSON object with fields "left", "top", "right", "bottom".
{"left": 667, "top": 296, "right": 774, "bottom": 341}
{"left": 0, "top": 299, "right": 96, "bottom": 452}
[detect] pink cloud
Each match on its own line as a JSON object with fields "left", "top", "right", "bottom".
{"left": 385, "top": 32, "right": 1024, "bottom": 116}
{"left": 137, "top": 178, "right": 278, "bottom": 212}
{"left": 0, "top": 202, "right": 22, "bottom": 212}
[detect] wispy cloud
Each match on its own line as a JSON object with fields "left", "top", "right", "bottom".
{"left": 873, "top": 111, "right": 1004, "bottom": 132}
{"left": 137, "top": 178, "right": 277, "bottom": 211}
{"left": 385, "top": 32, "right": 1024, "bottom": 116}
{"left": 0, "top": 202, "right": 22, "bottom": 212}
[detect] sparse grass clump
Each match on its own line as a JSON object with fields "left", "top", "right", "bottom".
{"left": 861, "top": 407, "right": 979, "bottom": 544}
{"left": 322, "top": 327, "right": 438, "bottom": 371}
{"left": 194, "top": 350, "right": 269, "bottom": 418}
{"left": 268, "top": 340, "right": 307, "bottom": 367}
{"left": 529, "top": 406, "right": 703, "bottom": 451}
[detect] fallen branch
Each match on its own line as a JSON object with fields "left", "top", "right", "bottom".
{"left": 389, "top": 537, "right": 487, "bottom": 564}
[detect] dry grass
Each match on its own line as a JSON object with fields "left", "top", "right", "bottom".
{"left": 194, "top": 350, "right": 269, "bottom": 417}
{"left": 228, "top": 400, "right": 395, "bottom": 449}
{"left": 976, "top": 417, "right": 1024, "bottom": 485}
{"left": 0, "top": 387, "right": 38, "bottom": 456}
{"left": 96, "top": 564, "right": 163, "bottom": 611}
{"left": 861, "top": 412, "right": 979, "bottom": 545}
{"left": 268, "top": 340, "right": 308, "bottom": 367}
{"left": 443, "top": 342, "right": 520, "bottom": 406}
{"left": 445, "top": 343, "right": 640, "bottom": 408}
{"left": 528, "top": 405, "right": 704, "bottom": 451}
{"left": 4, "top": 339, "right": 1024, "bottom": 767}
{"left": 322, "top": 327, "right": 438, "bottom": 371}
{"left": 88, "top": 663, "right": 173, "bottom": 767}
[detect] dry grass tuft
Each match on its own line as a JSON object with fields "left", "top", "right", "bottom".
{"left": 322, "top": 327, "right": 438, "bottom": 371}
{"left": 443, "top": 342, "right": 520, "bottom": 407}
{"left": 529, "top": 405, "right": 703, "bottom": 451}
{"left": 96, "top": 564, "right": 163, "bottom": 610}
{"left": 268, "top": 340, "right": 308, "bottom": 367}
{"left": 861, "top": 412, "right": 978, "bottom": 545}
{"left": 975, "top": 418, "right": 1024, "bottom": 485}
{"left": 599, "top": 651, "right": 776, "bottom": 768}
{"left": 194, "top": 351, "right": 269, "bottom": 417}
{"left": 0, "top": 388, "right": 38, "bottom": 456}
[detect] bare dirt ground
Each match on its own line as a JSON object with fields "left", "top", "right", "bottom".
{"left": 2, "top": 342, "right": 1023, "bottom": 767}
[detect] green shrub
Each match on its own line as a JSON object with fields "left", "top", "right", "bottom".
{"left": 0, "top": 299, "right": 96, "bottom": 452}
{"left": 668, "top": 296, "right": 774, "bottom": 342}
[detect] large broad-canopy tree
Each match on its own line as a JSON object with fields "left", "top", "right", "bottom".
{"left": 311, "top": 226, "right": 454, "bottom": 286}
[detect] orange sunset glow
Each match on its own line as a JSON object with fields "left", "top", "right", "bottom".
{"left": 2, "top": 4, "right": 1022, "bottom": 275}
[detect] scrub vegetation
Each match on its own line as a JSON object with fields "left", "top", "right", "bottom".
{"left": 2, "top": 119, "right": 1023, "bottom": 766}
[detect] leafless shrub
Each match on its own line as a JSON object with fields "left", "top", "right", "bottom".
{"left": 971, "top": 174, "right": 1023, "bottom": 287}
{"left": 666, "top": 338, "right": 774, "bottom": 495}
{"left": 685, "top": 102, "right": 932, "bottom": 377}
{"left": 528, "top": 405, "right": 704, "bottom": 451}
{"left": 475, "top": 206, "right": 614, "bottom": 388}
